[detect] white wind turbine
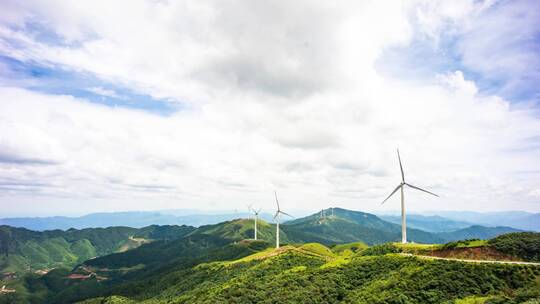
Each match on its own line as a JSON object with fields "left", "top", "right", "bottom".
{"left": 273, "top": 191, "right": 293, "bottom": 249}
{"left": 381, "top": 149, "right": 439, "bottom": 243}
{"left": 247, "top": 204, "right": 261, "bottom": 240}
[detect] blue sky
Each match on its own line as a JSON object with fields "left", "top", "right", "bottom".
{"left": 0, "top": 55, "right": 178, "bottom": 114}
{"left": 0, "top": 0, "right": 539, "bottom": 216}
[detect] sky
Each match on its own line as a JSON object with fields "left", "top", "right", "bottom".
{"left": 0, "top": 0, "right": 539, "bottom": 217}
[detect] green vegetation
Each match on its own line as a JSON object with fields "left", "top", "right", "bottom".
{"left": 283, "top": 208, "right": 442, "bottom": 245}
{"left": 1, "top": 211, "right": 539, "bottom": 304}
{"left": 188, "top": 218, "right": 282, "bottom": 243}
{"left": 361, "top": 243, "right": 401, "bottom": 256}
{"left": 489, "top": 232, "right": 540, "bottom": 262}
{"left": 437, "top": 225, "right": 521, "bottom": 242}
{"left": 442, "top": 239, "right": 488, "bottom": 250}
{"left": 0, "top": 225, "right": 195, "bottom": 273}
{"left": 74, "top": 244, "right": 540, "bottom": 304}
{"left": 331, "top": 242, "right": 368, "bottom": 255}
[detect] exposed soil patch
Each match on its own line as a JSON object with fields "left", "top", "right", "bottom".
{"left": 426, "top": 246, "right": 521, "bottom": 261}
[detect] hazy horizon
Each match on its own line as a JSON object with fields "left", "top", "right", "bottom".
{"left": 1, "top": 0, "right": 539, "bottom": 216}
{"left": 1, "top": 206, "right": 537, "bottom": 219}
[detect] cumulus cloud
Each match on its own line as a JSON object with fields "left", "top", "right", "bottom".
{"left": 0, "top": 0, "right": 539, "bottom": 215}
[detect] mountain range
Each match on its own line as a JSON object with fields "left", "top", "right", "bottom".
{"left": 1, "top": 208, "right": 536, "bottom": 232}
{"left": 0, "top": 208, "right": 521, "bottom": 276}
{"left": 426, "top": 210, "right": 540, "bottom": 232}
{"left": 0, "top": 215, "right": 535, "bottom": 304}
{"left": 378, "top": 214, "right": 473, "bottom": 232}
{"left": 0, "top": 211, "right": 275, "bottom": 231}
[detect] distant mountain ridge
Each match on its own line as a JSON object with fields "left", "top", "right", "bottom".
{"left": 423, "top": 210, "right": 540, "bottom": 232}
{"left": 2, "top": 208, "right": 536, "bottom": 233}
{"left": 436, "top": 225, "right": 522, "bottom": 242}
{"left": 0, "top": 211, "right": 275, "bottom": 231}
{"left": 378, "top": 214, "right": 473, "bottom": 232}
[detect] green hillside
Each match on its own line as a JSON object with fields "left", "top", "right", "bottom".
{"left": 489, "top": 232, "right": 540, "bottom": 262}
{"left": 1, "top": 239, "right": 270, "bottom": 304}
{"left": 82, "top": 218, "right": 280, "bottom": 271}
{"left": 2, "top": 227, "right": 539, "bottom": 304}
{"left": 187, "top": 218, "right": 283, "bottom": 243}
{"left": 1, "top": 210, "right": 538, "bottom": 304}
{"left": 77, "top": 242, "right": 540, "bottom": 304}
{"left": 0, "top": 209, "right": 526, "bottom": 277}
{"left": 437, "top": 225, "right": 521, "bottom": 242}
{"left": 282, "top": 208, "right": 442, "bottom": 245}
{"left": 0, "top": 225, "right": 195, "bottom": 273}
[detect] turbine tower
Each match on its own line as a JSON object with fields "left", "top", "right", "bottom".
{"left": 247, "top": 204, "right": 261, "bottom": 240}
{"left": 381, "top": 149, "right": 439, "bottom": 243}
{"left": 273, "top": 191, "right": 292, "bottom": 249}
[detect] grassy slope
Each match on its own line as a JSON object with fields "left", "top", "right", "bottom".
{"left": 7, "top": 232, "right": 540, "bottom": 304}
{"left": 80, "top": 242, "right": 540, "bottom": 304}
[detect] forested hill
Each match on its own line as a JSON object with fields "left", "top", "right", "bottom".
{"left": 0, "top": 208, "right": 521, "bottom": 275}
{"left": 16, "top": 232, "right": 540, "bottom": 304}
{"left": 282, "top": 208, "right": 442, "bottom": 245}
{"left": 0, "top": 225, "right": 195, "bottom": 273}
{"left": 280, "top": 208, "right": 518, "bottom": 245}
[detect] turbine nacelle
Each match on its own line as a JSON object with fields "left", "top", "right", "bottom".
{"left": 273, "top": 191, "right": 293, "bottom": 220}
{"left": 248, "top": 204, "right": 261, "bottom": 216}
{"left": 381, "top": 182, "right": 438, "bottom": 205}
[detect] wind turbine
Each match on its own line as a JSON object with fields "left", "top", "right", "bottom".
{"left": 247, "top": 204, "right": 261, "bottom": 240}
{"left": 273, "top": 191, "right": 293, "bottom": 249}
{"left": 381, "top": 149, "right": 439, "bottom": 243}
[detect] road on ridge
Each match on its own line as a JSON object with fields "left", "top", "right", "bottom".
{"left": 399, "top": 253, "right": 540, "bottom": 266}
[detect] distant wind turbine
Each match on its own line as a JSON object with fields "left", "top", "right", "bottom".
{"left": 273, "top": 191, "right": 293, "bottom": 249}
{"left": 247, "top": 204, "right": 261, "bottom": 240}
{"left": 381, "top": 149, "right": 439, "bottom": 243}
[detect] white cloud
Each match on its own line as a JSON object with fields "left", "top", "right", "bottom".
{"left": 86, "top": 87, "right": 125, "bottom": 100}
{"left": 0, "top": 0, "right": 539, "bottom": 215}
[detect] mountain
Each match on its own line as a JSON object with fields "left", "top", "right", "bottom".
{"left": 1, "top": 208, "right": 521, "bottom": 275}
{"left": 0, "top": 211, "right": 274, "bottom": 231}
{"left": 70, "top": 210, "right": 524, "bottom": 275}
{"left": 24, "top": 237, "right": 540, "bottom": 304}
{"left": 282, "top": 208, "right": 443, "bottom": 245}
{"left": 0, "top": 225, "right": 195, "bottom": 273}
{"left": 428, "top": 211, "right": 540, "bottom": 231}
{"left": 82, "top": 218, "right": 282, "bottom": 272}
{"left": 436, "top": 225, "right": 522, "bottom": 242}
{"left": 513, "top": 213, "right": 540, "bottom": 231}
{"left": 2, "top": 211, "right": 538, "bottom": 304}
{"left": 188, "top": 218, "right": 281, "bottom": 242}
{"left": 378, "top": 214, "right": 473, "bottom": 232}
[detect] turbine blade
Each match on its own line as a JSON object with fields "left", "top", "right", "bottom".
{"left": 381, "top": 184, "right": 402, "bottom": 205}
{"left": 247, "top": 204, "right": 253, "bottom": 212}
{"left": 397, "top": 148, "right": 405, "bottom": 182}
{"left": 405, "top": 183, "right": 439, "bottom": 197}
{"left": 257, "top": 208, "right": 262, "bottom": 214}
{"left": 274, "top": 191, "right": 280, "bottom": 211}
{"left": 279, "top": 211, "right": 294, "bottom": 218}
{"left": 273, "top": 211, "right": 279, "bottom": 220}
